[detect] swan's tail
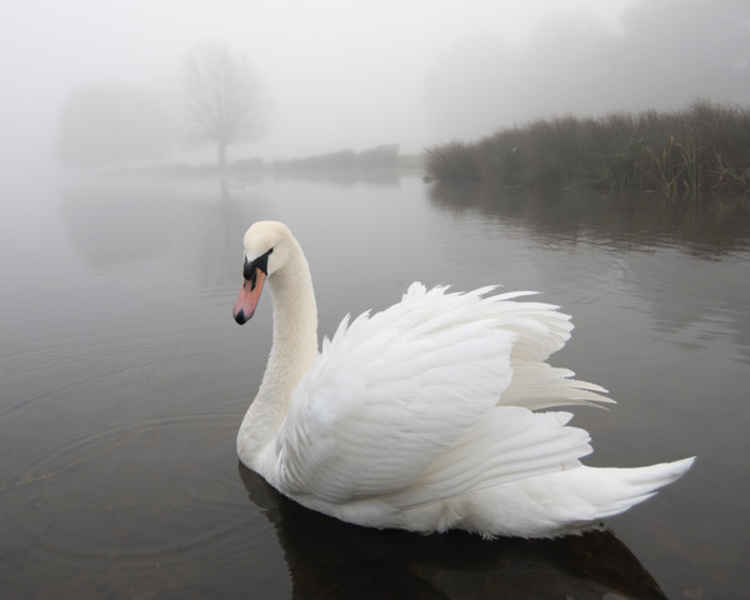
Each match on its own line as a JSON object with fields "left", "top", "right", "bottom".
{"left": 573, "top": 457, "right": 695, "bottom": 519}
{"left": 463, "top": 457, "right": 695, "bottom": 538}
{"left": 522, "top": 457, "right": 696, "bottom": 537}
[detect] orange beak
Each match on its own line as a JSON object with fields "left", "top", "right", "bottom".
{"left": 233, "top": 269, "right": 266, "bottom": 325}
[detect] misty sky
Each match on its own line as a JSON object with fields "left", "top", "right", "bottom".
{"left": 3, "top": 0, "right": 749, "bottom": 167}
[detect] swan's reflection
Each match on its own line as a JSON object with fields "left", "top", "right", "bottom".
{"left": 239, "top": 463, "right": 666, "bottom": 599}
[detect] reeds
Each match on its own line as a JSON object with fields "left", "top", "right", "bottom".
{"left": 424, "top": 142, "right": 481, "bottom": 181}
{"left": 426, "top": 102, "right": 750, "bottom": 201}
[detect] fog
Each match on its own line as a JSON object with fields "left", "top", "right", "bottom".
{"left": 3, "top": 3, "right": 750, "bottom": 597}
{"left": 427, "top": 0, "right": 750, "bottom": 141}
{"left": 2, "top": 0, "right": 749, "bottom": 171}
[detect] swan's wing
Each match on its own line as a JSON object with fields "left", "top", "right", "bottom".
{"left": 274, "top": 283, "right": 598, "bottom": 505}
{"left": 488, "top": 288, "right": 613, "bottom": 410}
{"left": 385, "top": 407, "right": 592, "bottom": 507}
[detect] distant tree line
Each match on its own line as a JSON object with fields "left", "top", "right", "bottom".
{"left": 272, "top": 144, "right": 399, "bottom": 172}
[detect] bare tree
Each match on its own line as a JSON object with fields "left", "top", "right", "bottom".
{"left": 185, "top": 42, "right": 265, "bottom": 171}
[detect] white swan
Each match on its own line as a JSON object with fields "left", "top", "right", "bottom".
{"left": 233, "top": 221, "right": 694, "bottom": 538}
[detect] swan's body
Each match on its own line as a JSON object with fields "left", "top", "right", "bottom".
{"left": 233, "top": 221, "right": 693, "bottom": 538}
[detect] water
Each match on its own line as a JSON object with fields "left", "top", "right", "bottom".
{"left": 1, "top": 172, "right": 748, "bottom": 598}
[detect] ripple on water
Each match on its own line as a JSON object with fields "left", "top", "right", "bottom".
{"left": 4, "top": 414, "right": 268, "bottom": 562}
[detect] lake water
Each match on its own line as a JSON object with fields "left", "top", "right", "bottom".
{"left": 1, "top": 172, "right": 748, "bottom": 598}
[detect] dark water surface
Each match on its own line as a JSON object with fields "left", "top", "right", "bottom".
{"left": 1, "top": 173, "right": 748, "bottom": 598}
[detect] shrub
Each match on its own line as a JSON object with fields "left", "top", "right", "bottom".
{"left": 426, "top": 102, "right": 750, "bottom": 200}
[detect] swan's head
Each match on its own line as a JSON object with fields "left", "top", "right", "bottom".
{"left": 233, "top": 221, "right": 292, "bottom": 325}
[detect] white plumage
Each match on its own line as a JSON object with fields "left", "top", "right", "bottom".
{"left": 233, "top": 221, "right": 693, "bottom": 538}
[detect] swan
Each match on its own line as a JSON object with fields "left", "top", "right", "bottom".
{"left": 232, "top": 220, "right": 694, "bottom": 538}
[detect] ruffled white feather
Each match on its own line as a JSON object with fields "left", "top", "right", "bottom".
{"left": 238, "top": 269, "right": 693, "bottom": 538}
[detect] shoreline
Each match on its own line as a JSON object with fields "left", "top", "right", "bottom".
{"left": 425, "top": 102, "right": 750, "bottom": 204}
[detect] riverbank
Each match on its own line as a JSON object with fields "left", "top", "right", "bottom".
{"left": 426, "top": 103, "right": 750, "bottom": 201}
{"left": 106, "top": 145, "right": 425, "bottom": 181}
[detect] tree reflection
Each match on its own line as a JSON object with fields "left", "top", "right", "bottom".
{"left": 429, "top": 182, "right": 750, "bottom": 258}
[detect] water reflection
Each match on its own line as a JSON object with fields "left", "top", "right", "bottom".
{"left": 197, "top": 180, "right": 262, "bottom": 290}
{"left": 271, "top": 167, "right": 401, "bottom": 187}
{"left": 429, "top": 182, "right": 750, "bottom": 257}
{"left": 239, "top": 464, "right": 667, "bottom": 600}
{"left": 59, "top": 178, "right": 261, "bottom": 291}
{"left": 60, "top": 182, "right": 174, "bottom": 268}
{"left": 623, "top": 250, "right": 750, "bottom": 365}
{"left": 430, "top": 182, "right": 750, "bottom": 366}
{"left": 3, "top": 175, "right": 745, "bottom": 597}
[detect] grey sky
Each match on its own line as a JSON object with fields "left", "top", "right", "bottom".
{"left": 3, "top": 0, "right": 748, "bottom": 166}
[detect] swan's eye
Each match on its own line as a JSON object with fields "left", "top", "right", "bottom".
{"left": 243, "top": 248, "right": 274, "bottom": 289}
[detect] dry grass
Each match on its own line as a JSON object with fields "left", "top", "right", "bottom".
{"left": 426, "top": 102, "right": 750, "bottom": 201}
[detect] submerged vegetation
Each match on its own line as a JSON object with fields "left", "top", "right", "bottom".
{"left": 426, "top": 103, "right": 750, "bottom": 201}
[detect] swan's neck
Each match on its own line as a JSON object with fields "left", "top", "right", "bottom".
{"left": 237, "top": 245, "right": 318, "bottom": 469}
